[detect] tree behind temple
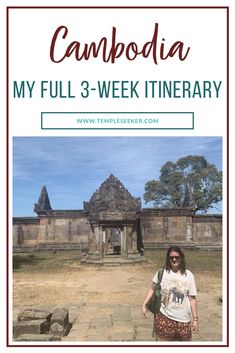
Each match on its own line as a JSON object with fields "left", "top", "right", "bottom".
{"left": 144, "top": 155, "right": 222, "bottom": 214}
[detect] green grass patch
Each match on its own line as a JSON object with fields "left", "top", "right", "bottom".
{"left": 13, "top": 250, "right": 84, "bottom": 272}
{"left": 146, "top": 249, "right": 222, "bottom": 277}
{"left": 13, "top": 249, "right": 222, "bottom": 277}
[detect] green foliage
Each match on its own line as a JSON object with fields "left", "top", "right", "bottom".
{"left": 144, "top": 155, "right": 222, "bottom": 213}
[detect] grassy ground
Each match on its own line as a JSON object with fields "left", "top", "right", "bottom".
{"left": 13, "top": 250, "right": 84, "bottom": 272}
{"left": 13, "top": 249, "right": 222, "bottom": 277}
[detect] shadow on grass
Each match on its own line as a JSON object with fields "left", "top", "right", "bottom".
{"left": 13, "top": 254, "right": 44, "bottom": 270}
{"left": 13, "top": 251, "right": 84, "bottom": 272}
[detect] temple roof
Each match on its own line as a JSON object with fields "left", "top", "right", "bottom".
{"left": 34, "top": 185, "right": 52, "bottom": 214}
{"left": 84, "top": 174, "right": 141, "bottom": 219}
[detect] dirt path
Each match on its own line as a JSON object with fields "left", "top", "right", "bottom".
{"left": 13, "top": 262, "right": 223, "bottom": 342}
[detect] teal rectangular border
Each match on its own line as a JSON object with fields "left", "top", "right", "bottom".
{"left": 41, "top": 112, "right": 194, "bottom": 130}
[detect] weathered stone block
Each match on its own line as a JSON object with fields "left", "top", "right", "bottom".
{"left": 50, "top": 307, "right": 69, "bottom": 336}
{"left": 13, "top": 319, "right": 50, "bottom": 339}
{"left": 18, "top": 308, "right": 52, "bottom": 322}
{"left": 15, "top": 333, "right": 61, "bottom": 341}
{"left": 50, "top": 322, "right": 66, "bottom": 335}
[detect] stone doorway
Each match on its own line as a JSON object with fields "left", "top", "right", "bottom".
{"left": 82, "top": 174, "right": 145, "bottom": 264}
{"left": 104, "top": 227, "right": 122, "bottom": 256}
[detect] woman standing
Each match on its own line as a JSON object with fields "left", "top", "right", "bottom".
{"left": 141, "top": 246, "right": 198, "bottom": 341}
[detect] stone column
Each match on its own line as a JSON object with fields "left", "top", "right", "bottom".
{"left": 88, "top": 224, "right": 99, "bottom": 258}
{"left": 17, "top": 225, "right": 24, "bottom": 246}
{"left": 37, "top": 217, "right": 47, "bottom": 244}
{"left": 121, "top": 226, "right": 127, "bottom": 258}
{"left": 98, "top": 225, "right": 103, "bottom": 260}
{"left": 102, "top": 228, "right": 106, "bottom": 257}
{"left": 186, "top": 222, "right": 193, "bottom": 242}
{"left": 131, "top": 226, "right": 138, "bottom": 253}
{"left": 163, "top": 212, "right": 169, "bottom": 240}
{"left": 105, "top": 228, "right": 111, "bottom": 254}
{"left": 185, "top": 214, "right": 193, "bottom": 242}
{"left": 126, "top": 224, "right": 138, "bottom": 255}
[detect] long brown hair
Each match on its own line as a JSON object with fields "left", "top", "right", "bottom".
{"left": 165, "top": 245, "right": 186, "bottom": 275}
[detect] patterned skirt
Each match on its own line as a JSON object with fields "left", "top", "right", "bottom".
{"left": 155, "top": 311, "right": 192, "bottom": 341}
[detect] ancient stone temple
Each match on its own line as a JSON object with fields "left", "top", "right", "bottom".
{"left": 13, "top": 174, "right": 222, "bottom": 259}
{"left": 82, "top": 174, "right": 144, "bottom": 263}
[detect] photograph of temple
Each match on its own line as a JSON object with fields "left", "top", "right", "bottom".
{"left": 13, "top": 174, "right": 222, "bottom": 264}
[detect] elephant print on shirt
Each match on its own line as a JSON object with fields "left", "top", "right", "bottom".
{"left": 169, "top": 287, "right": 185, "bottom": 304}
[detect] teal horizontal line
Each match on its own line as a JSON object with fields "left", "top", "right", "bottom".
{"left": 42, "top": 112, "right": 194, "bottom": 114}
{"left": 41, "top": 128, "right": 193, "bottom": 130}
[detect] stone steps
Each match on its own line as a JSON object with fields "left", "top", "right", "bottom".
{"left": 81, "top": 256, "right": 146, "bottom": 265}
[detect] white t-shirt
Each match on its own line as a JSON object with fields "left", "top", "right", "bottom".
{"left": 152, "top": 269, "right": 197, "bottom": 323}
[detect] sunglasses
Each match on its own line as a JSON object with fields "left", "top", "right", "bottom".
{"left": 169, "top": 256, "right": 181, "bottom": 260}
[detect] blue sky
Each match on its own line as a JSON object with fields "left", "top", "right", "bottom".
{"left": 13, "top": 137, "right": 222, "bottom": 216}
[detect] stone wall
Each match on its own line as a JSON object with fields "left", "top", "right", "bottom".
{"left": 140, "top": 209, "right": 195, "bottom": 247}
{"left": 37, "top": 213, "right": 91, "bottom": 246}
{"left": 13, "top": 218, "right": 40, "bottom": 248}
{"left": 13, "top": 209, "right": 222, "bottom": 250}
{"left": 13, "top": 211, "right": 91, "bottom": 250}
{"left": 193, "top": 215, "right": 222, "bottom": 244}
